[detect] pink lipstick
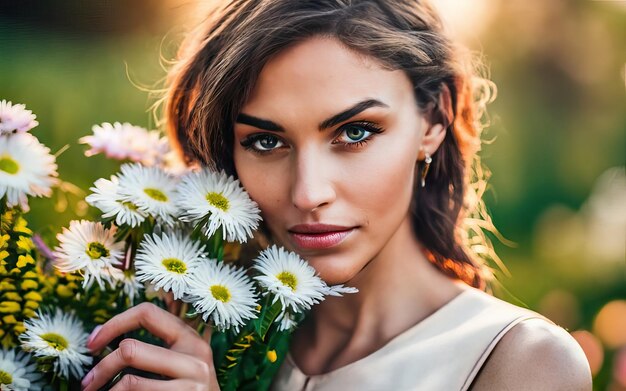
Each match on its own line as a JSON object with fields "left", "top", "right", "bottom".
{"left": 288, "top": 224, "right": 356, "bottom": 250}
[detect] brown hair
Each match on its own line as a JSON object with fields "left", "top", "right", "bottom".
{"left": 162, "top": 0, "right": 500, "bottom": 290}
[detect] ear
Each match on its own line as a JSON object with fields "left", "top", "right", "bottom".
{"left": 417, "top": 121, "right": 446, "bottom": 161}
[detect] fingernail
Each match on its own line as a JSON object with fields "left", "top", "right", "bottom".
{"left": 87, "top": 325, "right": 102, "bottom": 347}
{"left": 81, "top": 368, "right": 94, "bottom": 389}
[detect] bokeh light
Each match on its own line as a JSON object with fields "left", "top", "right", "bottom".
{"left": 593, "top": 300, "right": 626, "bottom": 349}
{"left": 615, "top": 347, "right": 626, "bottom": 388}
{"left": 538, "top": 289, "right": 581, "bottom": 330}
{"left": 571, "top": 330, "right": 604, "bottom": 376}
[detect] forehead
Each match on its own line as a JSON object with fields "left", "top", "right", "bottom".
{"left": 241, "top": 36, "right": 414, "bottom": 118}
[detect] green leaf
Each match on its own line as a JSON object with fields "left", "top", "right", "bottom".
{"left": 113, "top": 224, "right": 131, "bottom": 242}
{"left": 253, "top": 298, "right": 283, "bottom": 340}
{"left": 241, "top": 352, "right": 258, "bottom": 380}
{"left": 210, "top": 330, "right": 230, "bottom": 369}
{"left": 190, "top": 214, "right": 210, "bottom": 242}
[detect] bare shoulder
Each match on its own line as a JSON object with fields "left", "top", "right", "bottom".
{"left": 470, "top": 316, "right": 593, "bottom": 391}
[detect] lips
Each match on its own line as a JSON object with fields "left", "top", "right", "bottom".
{"left": 287, "top": 224, "right": 356, "bottom": 250}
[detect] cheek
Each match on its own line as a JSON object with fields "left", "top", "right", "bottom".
{"left": 344, "top": 139, "right": 418, "bottom": 225}
{"left": 234, "top": 155, "right": 288, "bottom": 222}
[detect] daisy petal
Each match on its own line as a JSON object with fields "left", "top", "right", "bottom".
{"left": 53, "top": 220, "right": 124, "bottom": 290}
{"left": 116, "top": 163, "right": 180, "bottom": 224}
{"left": 0, "top": 132, "right": 58, "bottom": 211}
{"left": 253, "top": 245, "right": 326, "bottom": 314}
{"left": 0, "top": 100, "right": 38, "bottom": 134}
{"left": 85, "top": 175, "right": 147, "bottom": 228}
{"left": 19, "top": 309, "right": 92, "bottom": 380}
{"left": 0, "top": 348, "right": 44, "bottom": 391}
{"left": 178, "top": 168, "right": 261, "bottom": 243}
{"left": 186, "top": 259, "right": 259, "bottom": 332}
{"left": 134, "top": 231, "right": 205, "bottom": 300}
{"left": 79, "top": 122, "right": 169, "bottom": 166}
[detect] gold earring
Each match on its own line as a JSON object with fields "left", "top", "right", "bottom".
{"left": 420, "top": 152, "right": 432, "bottom": 187}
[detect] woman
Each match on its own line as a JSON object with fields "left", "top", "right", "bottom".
{"left": 80, "top": 1, "right": 592, "bottom": 390}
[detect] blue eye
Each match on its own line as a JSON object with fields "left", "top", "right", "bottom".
{"left": 240, "top": 121, "right": 385, "bottom": 155}
{"left": 333, "top": 122, "right": 384, "bottom": 147}
{"left": 241, "top": 134, "right": 285, "bottom": 153}
{"left": 344, "top": 126, "right": 370, "bottom": 142}
{"left": 255, "top": 135, "right": 283, "bottom": 150}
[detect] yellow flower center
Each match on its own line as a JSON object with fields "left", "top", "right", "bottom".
{"left": 210, "top": 285, "right": 231, "bottom": 303}
{"left": 276, "top": 271, "right": 298, "bottom": 291}
{"left": 206, "top": 192, "right": 229, "bottom": 211}
{"left": 144, "top": 188, "right": 168, "bottom": 202}
{"left": 0, "top": 370, "right": 12, "bottom": 385}
{"left": 86, "top": 242, "right": 109, "bottom": 259}
{"left": 122, "top": 201, "right": 138, "bottom": 211}
{"left": 41, "top": 332, "right": 69, "bottom": 351}
{"left": 162, "top": 258, "right": 187, "bottom": 274}
{"left": 0, "top": 156, "right": 19, "bottom": 175}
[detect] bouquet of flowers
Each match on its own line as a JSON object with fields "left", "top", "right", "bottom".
{"left": 0, "top": 100, "right": 356, "bottom": 390}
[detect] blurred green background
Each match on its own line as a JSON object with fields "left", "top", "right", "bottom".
{"left": 1, "top": 0, "right": 624, "bottom": 389}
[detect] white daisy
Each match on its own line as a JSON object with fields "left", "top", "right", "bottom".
{"left": 185, "top": 259, "right": 258, "bottom": 332}
{"left": 253, "top": 245, "right": 327, "bottom": 314}
{"left": 79, "top": 122, "right": 169, "bottom": 166}
{"left": 178, "top": 168, "right": 261, "bottom": 243}
{"left": 0, "top": 100, "right": 38, "bottom": 134}
{"left": 19, "top": 309, "right": 92, "bottom": 380}
{"left": 323, "top": 284, "right": 359, "bottom": 297}
{"left": 0, "top": 132, "right": 58, "bottom": 211}
{"left": 0, "top": 348, "right": 44, "bottom": 391}
{"left": 134, "top": 231, "right": 205, "bottom": 300}
{"left": 53, "top": 220, "right": 124, "bottom": 289}
{"left": 85, "top": 175, "right": 147, "bottom": 227}
{"left": 275, "top": 310, "right": 298, "bottom": 332}
{"left": 116, "top": 163, "right": 179, "bottom": 224}
{"left": 106, "top": 267, "right": 144, "bottom": 305}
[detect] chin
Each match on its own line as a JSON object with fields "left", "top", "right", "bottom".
{"left": 306, "top": 255, "right": 361, "bottom": 286}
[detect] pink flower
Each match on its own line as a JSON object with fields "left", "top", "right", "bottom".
{"left": 0, "top": 100, "right": 39, "bottom": 134}
{"left": 79, "top": 122, "right": 170, "bottom": 165}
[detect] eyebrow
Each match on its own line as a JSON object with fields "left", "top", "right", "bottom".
{"left": 235, "top": 98, "right": 389, "bottom": 132}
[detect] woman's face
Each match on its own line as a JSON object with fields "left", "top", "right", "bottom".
{"left": 233, "top": 37, "right": 438, "bottom": 285}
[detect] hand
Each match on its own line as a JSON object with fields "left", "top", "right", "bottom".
{"left": 81, "top": 302, "right": 220, "bottom": 390}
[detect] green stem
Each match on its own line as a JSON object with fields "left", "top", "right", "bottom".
{"left": 0, "top": 196, "right": 6, "bottom": 217}
{"left": 208, "top": 226, "right": 224, "bottom": 260}
{"left": 197, "top": 321, "right": 206, "bottom": 336}
{"left": 59, "top": 378, "right": 69, "bottom": 391}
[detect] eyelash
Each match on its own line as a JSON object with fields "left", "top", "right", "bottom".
{"left": 239, "top": 121, "right": 385, "bottom": 156}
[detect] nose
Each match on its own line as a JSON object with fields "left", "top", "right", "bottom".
{"left": 290, "top": 148, "right": 336, "bottom": 212}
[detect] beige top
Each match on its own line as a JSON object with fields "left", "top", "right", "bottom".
{"left": 271, "top": 286, "right": 555, "bottom": 391}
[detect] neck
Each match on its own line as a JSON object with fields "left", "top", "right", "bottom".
{"left": 295, "top": 215, "right": 467, "bottom": 373}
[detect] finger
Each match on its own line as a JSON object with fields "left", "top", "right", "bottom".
{"left": 109, "top": 375, "right": 205, "bottom": 391}
{"left": 83, "top": 338, "right": 212, "bottom": 391}
{"left": 88, "top": 302, "right": 211, "bottom": 359}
